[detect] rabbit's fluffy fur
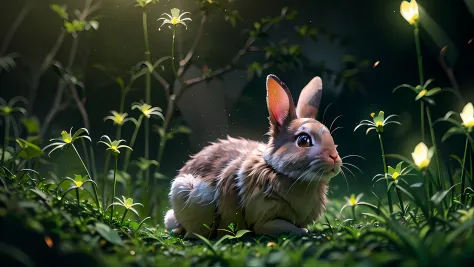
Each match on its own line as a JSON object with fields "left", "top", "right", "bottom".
{"left": 164, "top": 74, "right": 342, "bottom": 239}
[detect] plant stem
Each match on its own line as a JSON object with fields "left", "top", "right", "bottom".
{"left": 76, "top": 187, "right": 80, "bottom": 209}
{"left": 395, "top": 186, "right": 405, "bottom": 216}
{"left": 81, "top": 139, "right": 91, "bottom": 176}
{"left": 426, "top": 107, "right": 443, "bottom": 191}
{"left": 120, "top": 209, "right": 129, "bottom": 226}
{"left": 90, "top": 144, "right": 98, "bottom": 190}
{"left": 378, "top": 134, "right": 393, "bottom": 214}
{"left": 414, "top": 23, "right": 425, "bottom": 143}
{"left": 111, "top": 155, "right": 118, "bottom": 219}
{"left": 414, "top": 23, "right": 424, "bottom": 86}
{"left": 420, "top": 101, "right": 425, "bottom": 142}
{"left": 2, "top": 116, "right": 9, "bottom": 165}
{"left": 351, "top": 205, "right": 356, "bottom": 221}
{"left": 72, "top": 145, "right": 100, "bottom": 209}
{"left": 379, "top": 134, "right": 393, "bottom": 214}
{"left": 123, "top": 115, "right": 143, "bottom": 171}
{"left": 460, "top": 137, "right": 469, "bottom": 205}
{"left": 171, "top": 27, "right": 177, "bottom": 77}
{"left": 142, "top": 10, "right": 151, "bottom": 195}
{"left": 102, "top": 152, "right": 110, "bottom": 207}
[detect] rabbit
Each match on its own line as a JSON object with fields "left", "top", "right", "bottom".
{"left": 164, "top": 74, "right": 342, "bottom": 239}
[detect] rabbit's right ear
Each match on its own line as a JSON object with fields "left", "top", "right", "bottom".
{"left": 296, "top": 77, "right": 323, "bottom": 119}
{"left": 266, "top": 74, "right": 297, "bottom": 131}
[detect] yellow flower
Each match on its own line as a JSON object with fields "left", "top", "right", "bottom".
{"left": 400, "top": 0, "right": 419, "bottom": 25}
{"left": 158, "top": 8, "right": 192, "bottom": 29}
{"left": 460, "top": 102, "right": 474, "bottom": 129}
{"left": 132, "top": 102, "right": 163, "bottom": 119}
{"left": 392, "top": 172, "right": 400, "bottom": 179}
{"left": 345, "top": 193, "right": 363, "bottom": 206}
{"left": 411, "top": 142, "right": 434, "bottom": 170}
{"left": 74, "top": 181, "right": 83, "bottom": 187}
{"left": 416, "top": 89, "right": 427, "bottom": 99}
{"left": 61, "top": 130, "right": 72, "bottom": 143}
{"left": 104, "top": 111, "right": 130, "bottom": 126}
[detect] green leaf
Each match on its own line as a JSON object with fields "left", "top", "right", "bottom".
{"left": 16, "top": 138, "right": 43, "bottom": 160}
{"left": 425, "top": 87, "right": 442, "bottom": 96}
{"left": 94, "top": 223, "right": 123, "bottom": 246}
{"left": 50, "top": 4, "right": 68, "bottom": 20}
{"left": 21, "top": 117, "right": 40, "bottom": 134}
{"left": 442, "top": 127, "right": 464, "bottom": 142}
{"left": 234, "top": 229, "right": 251, "bottom": 238}
{"left": 387, "top": 166, "right": 396, "bottom": 176}
{"left": 107, "top": 170, "right": 130, "bottom": 185}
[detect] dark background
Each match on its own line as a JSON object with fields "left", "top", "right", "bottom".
{"left": 1, "top": 0, "right": 473, "bottom": 200}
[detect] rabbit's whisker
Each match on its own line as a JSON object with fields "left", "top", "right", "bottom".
{"left": 322, "top": 102, "right": 334, "bottom": 125}
{"left": 341, "top": 154, "right": 366, "bottom": 160}
{"left": 339, "top": 169, "right": 349, "bottom": 190}
{"left": 342, "top": 162, "right": 363, "bottom": 174}
{"left": 329, "top": 114, "right": 343, "bottom": 132}
{"left": 341, "top": 165, "right": 357, "bottom": 180}
{"left": 331, "top": 126, "right": 343, "bottom": 135}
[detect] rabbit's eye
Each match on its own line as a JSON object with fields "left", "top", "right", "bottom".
{"left": 296, "top": 133, "right": 312, "bottom": 147}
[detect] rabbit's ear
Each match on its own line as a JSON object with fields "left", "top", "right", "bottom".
{"left": 266, "top": 74, "right": 297, "bottom": 130}
{"left": 296, "top": 77, "right": 323, "bottom": 119}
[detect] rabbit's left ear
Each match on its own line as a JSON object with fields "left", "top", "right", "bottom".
{"left": 296, "top": 77, "right": 323, "bottom": 119}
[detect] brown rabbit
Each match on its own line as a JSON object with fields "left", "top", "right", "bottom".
{"left": 164, "top": 74, "right": 342, "bottom": 239}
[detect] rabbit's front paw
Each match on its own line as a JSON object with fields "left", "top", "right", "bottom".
{"left": 254, "top": 219, "right": 308, "bottom": 236}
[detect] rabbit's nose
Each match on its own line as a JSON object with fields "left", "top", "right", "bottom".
{"left": 328, "top": 151, "right": 339, "bottom": 162}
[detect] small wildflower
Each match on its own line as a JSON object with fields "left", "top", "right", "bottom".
{"left": 135, "top": 0, "right": 159, "bottom": 8}
{"left": 388, "top": 161, "right": 410, "bottom": 181}
{"left": 132, "top": 102, "right": 164, "bottom": 120}
{"left": 355, "top": 111, "right": 401, "bottom": 135}
{"left": 411, "top": 142, "right": 434, "bottom": 170}
{"left": 104, "top": 111, "right": 131, "bottom": 126}
{"left": 158, "top": 8, "right": 192, "bottom": 29}
{"left": 400, "top": 0, "right": 419, "bottom": 25}
{"left": 98, "top": 135, "right": 132, "bottom": 156}
{"left": 43, "top": 128, "right": 91, "bottom": 156}
{"left": 340, "top": 193, "right": 364, "bottom": 214}
{"left": 0, "top": 96, "right": 27, "bottom": 117}
{"left": 460, "top": 102, "right": 474, "bottom": 129}
{"left": 346, "top": 193, "right": 363, "bottom": 206}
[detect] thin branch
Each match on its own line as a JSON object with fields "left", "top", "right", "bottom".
{"left": 0, "top": 1, "right": 32, "bottom": 56}
{"left": 26, "top": 29, "right": 66, "bottom": 113}
{"left": 439, "top": 45, "right": 463, "bottom": 102}
{"left": 151, "top": 71, "right": 170, "bottom": 97}
{"left": 180, "top": 20, "right": 274, "bottom": 92}
{"left": 176, "top": 15, "right": 207, "bottom": 77}
{"left": 40, "top": 0, "right": 101, "bottom": 137}
{"left": 71, "top": 85, "right": 90, "bottom": 129}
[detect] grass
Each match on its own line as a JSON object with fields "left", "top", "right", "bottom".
{"left": 2, "top": 173, "right": 474, "bottom": 267}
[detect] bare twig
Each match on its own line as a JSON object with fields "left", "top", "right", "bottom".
{"left": 40, "top": 0, "right": 102, "bottom": 137}
{"left": 0, "top": 1, "right": 32, "bottom": 56}
{"left": 176, "top": 15, "right": 208, "bottom": 77}
{"left": 71, "top": 85, "right": 90, "bottom": 129}
{"left": 26, "top": 30, "right": 66, "bottom": 113}
{"left": 151, "top": 71, "right": 170, "bottom": 97}
{"left": 439, "top": 45, "right": 463, "bottom": 102}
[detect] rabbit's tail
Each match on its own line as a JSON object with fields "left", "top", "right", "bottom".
{"left": 164, "top": 209, "right": 180, "bottom": 231}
